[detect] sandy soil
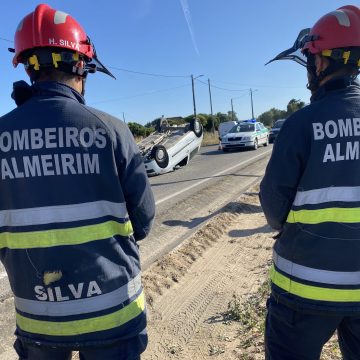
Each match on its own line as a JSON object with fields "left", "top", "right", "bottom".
{"left": 141, "top": 184, "right": 342, "bottom": 360}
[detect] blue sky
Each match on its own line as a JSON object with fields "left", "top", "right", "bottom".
{"left": 0, "top": 1, "right": 353, "bottom": 124}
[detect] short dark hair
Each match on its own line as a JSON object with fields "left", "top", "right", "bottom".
{"left": 34, "top": 67, "right": 77, "bottom": 84}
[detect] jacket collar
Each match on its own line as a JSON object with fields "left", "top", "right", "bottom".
{"left": 311, "top": 76, "right": 360, "bottom": 103}
{"left": 32, "top": 81, "right": 85, "bottom": 105}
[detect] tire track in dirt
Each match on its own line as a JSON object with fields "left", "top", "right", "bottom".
{"left": 142, "top": 187, "right": 275, "bottom": 359}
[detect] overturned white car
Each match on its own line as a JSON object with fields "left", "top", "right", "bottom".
{"left": 138, "top": 118, "right": 203, "bottom": 176}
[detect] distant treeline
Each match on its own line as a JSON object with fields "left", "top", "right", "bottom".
{"left": 127, "top": 98, "right": 305, "bottom": 137}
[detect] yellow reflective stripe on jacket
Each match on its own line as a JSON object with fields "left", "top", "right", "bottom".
{"left": 0, "top": 220, "right": 133, "bottom": 249}
{"left": 287, "top": 207, "right": 360, "bottom": 224}
{"left": 271, "top": 266, "right": 360, "bottom": 302}
{"left": 16, "top": 291, "right": 145, "bottom": 336}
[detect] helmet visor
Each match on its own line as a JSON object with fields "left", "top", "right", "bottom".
{"left": 87, "top": 56, "right": 116, "bottom": 79}
{"left": 85, "top": 37, "right": 116, "bottom": 79}
{"left": 265, "top": 28, "right": 312, "bottom": 67}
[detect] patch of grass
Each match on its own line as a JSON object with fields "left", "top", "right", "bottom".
{"left": 224, "top": 278, "right": 341, "bottom": 359}
{"left": 208, "top": 343, "right": 225, "bottom": 356}
{"left": 202, "top": 131, "right": 220, "bottom": 146}
{"left": 223, "top": 279, "right": 270, "bottom": 356}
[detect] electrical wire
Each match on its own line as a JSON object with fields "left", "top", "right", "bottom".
{"left": 0, "top": 37, "right": 13, "bottom": 43}
{"left": 196, "top": 78, "right": 249, "bottom": 92}
{"left": 108, "top": 66, "right": 189, "bottom": 78}
{"left": 89, "top": 82, "right": 190, "bottom": 105}
{"left": 210, "top": 78, "right": 304, "bottom": 89}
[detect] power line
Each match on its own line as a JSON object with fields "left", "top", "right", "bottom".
{"left": 196, "top": 78, "right": 249, "bottom": 92}
{"left": 211, "top": 78, "right": 303, "bottom": 89}
{"left": 0, "top": 37, "right": 13, "bottom": 43}
{"left": 89, "top": 82, "right": 190, "bottom": 105}
{"left": 108, "top": 66, "right": 189, "bottom": 78}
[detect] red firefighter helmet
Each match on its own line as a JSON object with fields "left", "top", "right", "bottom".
{"left": 11, "top": 4, "right": 115, "bottom": 78}
{"left": 13, "top": 4, "right": 94, "bottom": 66}
{"left": 303, "top": 5, "right": 360, "bottom": 54}
{"left": 266, "top": 5, "right": 360, "bottom": 67}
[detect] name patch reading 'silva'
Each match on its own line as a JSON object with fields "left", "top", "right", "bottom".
{"left": 0, "top": 127, "right": 107, "bottom": 180}
{"left": 313, "top": 118, "right": 360, "bottom": 163}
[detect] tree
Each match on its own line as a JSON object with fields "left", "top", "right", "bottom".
{"left": 128, "top": 122, "right": 154, "bottom": 138}
{"left": 216, "top": 112, "right": 231, "bottom": 124}
{"left": 258, "top": 99, "right": 305, "bottom": 127}
{"left": 227, "top": 110, "right": 238, "bottom": 121}
{"left": 286, "top": 99, "right": 305, "bottom": 116}
{"left": 258, "top": 108, "right": 286, "bottom": 127}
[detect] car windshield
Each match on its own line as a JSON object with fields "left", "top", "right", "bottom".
{"left": 229, "top": 123, "right": 255, "bottom": 133}
{"left": 273, "top": 120, "right": 285, "bottom": 129}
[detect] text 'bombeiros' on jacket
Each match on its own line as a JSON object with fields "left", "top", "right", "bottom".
{"left": 260, "top": 76, "right": 360, "bottom": 313}
{"left": 0, "top": 82, "right": 155, "bottom": 347}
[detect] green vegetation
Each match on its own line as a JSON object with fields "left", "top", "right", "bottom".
{"left": 127, "top": 99, "right": 305, "bottom": 137}
{"left": 224, "top": 277, "right": 341, "bottom": 359}
{"left": 257, "top": 99, "right": 305, "bottom": 127}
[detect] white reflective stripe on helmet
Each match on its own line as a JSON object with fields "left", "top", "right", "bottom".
{"left": 330, "top": 10, "right": 351, "bottom": 27}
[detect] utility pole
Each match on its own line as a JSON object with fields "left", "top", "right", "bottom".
{"left": 123, "top": 112, "right": 126, "bottom": 123}
{"left": 191, "top": 74, "right": 197, "bottom": 118}
{"left": 208, "top": 78, "right": 215, "bottom": 133}
{"left": 191, "top": 74, "right": 204, "bottom": 118}
{"left": 231, "top": 98, "right": 234, "bottom": 121}
{"left": 250, "top": 88, "right": 254, "bottom": 119}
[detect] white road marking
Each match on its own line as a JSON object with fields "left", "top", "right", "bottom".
{"left": 155, "top": 149, "right": 272, "bottom": 205}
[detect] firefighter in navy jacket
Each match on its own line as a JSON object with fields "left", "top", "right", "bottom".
{"left": 260, "top": 5, "right": 360, "bottom": 360}
{"left": 2, "top": 4, "right": 155, "bottom": 360}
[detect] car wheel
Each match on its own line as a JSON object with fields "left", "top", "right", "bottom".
{"left": 151, "top": 145, "right": 169, "bottom": 168}
{"left": 253, "top": 139, "right": 258, "bottom": 150}
{"left": 190, "top": 118, "right": 203, "bottom": 138}
{"left": 264, "top": 136, "right": 269, "bottom": 147}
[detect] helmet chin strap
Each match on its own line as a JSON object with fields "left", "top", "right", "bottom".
{"left": 306, "top": 53, "right": 346, "bottom": 93}
{"left": 81, "top": 76, "right": 86, "bottom": 96}
{"left": 306, "top": 53, "right": 323, "bottom": 92}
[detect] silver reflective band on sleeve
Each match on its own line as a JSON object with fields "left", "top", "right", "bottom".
{"left": 14, "top": 273, "right": 142, "bottom": 317}
{"left": 0, "top": 201, "right": 128, "bottom": 227}
{"left": 273, "top": 251, "right": 360, "bottom": 285}
{"left": 293, "top": 186, "right": 360, "bottom": 206}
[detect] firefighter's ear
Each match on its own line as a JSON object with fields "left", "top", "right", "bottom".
{"left": 315, "top": 54, "right": 329, "bottom": 76}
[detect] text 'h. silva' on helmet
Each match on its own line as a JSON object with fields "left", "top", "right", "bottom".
{"left": 266, "top": 5, "right": 360, "bottom": 67}
{"left": 10, "top": 3, "right": 115, "bottom": 78}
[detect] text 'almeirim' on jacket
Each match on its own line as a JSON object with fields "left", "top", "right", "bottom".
{"left": 0, "top": 127, "right": 107, "bottom": 180}
{"left": 313, "top": 118, "right": 360, "bottom": 163}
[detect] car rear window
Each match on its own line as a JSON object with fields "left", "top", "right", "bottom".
{"left": 273, "top": 120, "right": 285, "bottom": 129}
{"left": 230, "top": 124, "right": 255, "bottom": 133}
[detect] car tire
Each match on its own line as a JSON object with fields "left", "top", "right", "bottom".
{"left": 151, "top": 145, "right": 169, "bottom": 168}
{"left": 190, "top": 118, "right": 203, "bottom": 138}
{"left": 264, "top": 136, "right": 269, "bottom": 147}
{"left": 252, "top": 139, "right": 258, "bottom": 150}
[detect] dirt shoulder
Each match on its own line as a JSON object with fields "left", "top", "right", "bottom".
{"left": 141, "top": 183, "right": 341, "bottom": 360}
{"left": 142, "top": 184, "right": 273, "bottom": 359}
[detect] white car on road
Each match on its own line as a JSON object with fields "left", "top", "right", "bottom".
{"left": 138, "top": 118, "right": 203, "bottom": 176}
{"left": 221, "top": 120, "right": 269, "bottom": 151}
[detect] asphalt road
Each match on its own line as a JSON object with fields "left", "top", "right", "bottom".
{"left": 0, "top": 144, "right": 272, "bottom": 301}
